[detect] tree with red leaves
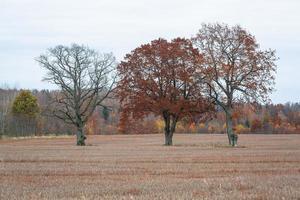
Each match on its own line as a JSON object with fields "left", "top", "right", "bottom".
{"left": 117, "top": 38, "right": 212, "bottom": 145}
{"left": 192, "top": 23, "right": 278, "bottom": 146}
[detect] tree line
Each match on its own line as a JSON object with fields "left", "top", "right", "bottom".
{"left": 1, "top": 89, "right": 299, "bottom": 137}
{"left": 1, "top": 23, "right": 283, "bottom": 146}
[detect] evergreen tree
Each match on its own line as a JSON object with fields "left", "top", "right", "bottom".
{"left": 102, "top": 106, "right": 110, "bottom": 121}
{"left": 11, "top": 90, "right": 39, "bottom": 136}
{"left": 12, "top": 90, "right": 39, "bottom": 117}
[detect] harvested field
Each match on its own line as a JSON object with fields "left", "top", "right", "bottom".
{"left": 0, "top": 134, "right": 300, "bottom": 200}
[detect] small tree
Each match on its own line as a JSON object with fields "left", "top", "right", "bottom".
{"left": 12, "top": 90, "right": 39, "bottom": 116}
{"left": 251, "top": 119, "right": 262, "bottom": 132}
{"left": 36, "top": 44, "right": 116, "bottom": 145}
{"left": 102, "top": 106, "right": 110, "bottom": 121}
{"left": 192, "top": 23, "right": 277, "bottom": 146}
{"left": 12, "top": 90, "right": 40, "bottom": 136}
{"left": 117, "top": 38, "right": 212, "bottom": 145}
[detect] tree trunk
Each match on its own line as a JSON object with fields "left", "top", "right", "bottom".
{"left": 165, "top": 132, "right": 173, "bottom": 146}
{"left": 76, "top": 126, "right": 86, "bottom": 146}
{"left": 225, "top": 108, "right": 237, "bottom": 147}
{"left": 163, "top": 113, "right": 172, "bottom": 146}
{"left": 163, "top": 112, "right": 177, "bottom": 146}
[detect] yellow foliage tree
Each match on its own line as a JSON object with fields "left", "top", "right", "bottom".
{"left": 234, "top": 124, "right": 249, "bottom": 134}
{"left": 155, "top": 119, "right": 165, "bottom": 133}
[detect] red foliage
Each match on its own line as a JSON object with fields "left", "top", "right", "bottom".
{"left": 118, "top": 110, "right": 157, "bottom": 134}
{"left": 116, "top": 38, "right": 213, "bottom": 143}
{"left": 117, "top": 38, "right": 212, "bottom": 122}
{"left": 251, "top": 119, "right": 262, "bottom": 132}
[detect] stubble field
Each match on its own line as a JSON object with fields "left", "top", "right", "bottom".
{"left": 0, "top": 134, "right": 300, "bottom": 200}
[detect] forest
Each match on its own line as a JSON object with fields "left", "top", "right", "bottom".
{"left": 1, "top": 87, "right": 299, "bottom": 138}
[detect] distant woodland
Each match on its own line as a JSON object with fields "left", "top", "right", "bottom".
{"left": 1, "top": 88, "right": 299, "bottom": 138}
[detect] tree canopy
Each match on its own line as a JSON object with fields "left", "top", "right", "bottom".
{"left": 117, "top": 38, "right": 212, "bottom": 145}
{"left": 12, "top": 90, "right": 39, "bottom": 117}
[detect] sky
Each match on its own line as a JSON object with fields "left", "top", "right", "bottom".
{"left": 0, "top": 0, "right": 299, "bottom": 103}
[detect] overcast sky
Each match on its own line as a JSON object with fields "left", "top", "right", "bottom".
{"left": 0, "top": 0, "right": 299, "bottom": 103}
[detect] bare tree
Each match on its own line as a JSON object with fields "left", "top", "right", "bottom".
{"left": 0, "top": 86, "right": 18, "bottom": 136}
{"left": 192, "top": 23, "right": 278, "bottom": 146}
{"left": 36, "top": 44, "right": 116, "bottom": 145}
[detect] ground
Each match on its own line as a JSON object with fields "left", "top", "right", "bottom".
{"left": 0, "top": 134, "right": 300, "bottom": 200}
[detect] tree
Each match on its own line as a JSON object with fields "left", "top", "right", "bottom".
{"left": 36, "top": 44, "right": 116, "bottom": 145}
{"left": 12, "top": 90, "right": 40, "bottom": 116}
{"left": 192, "top": 23, "right": 277, "bottom": 146}
{"left": 12, "top": 90, "right": 40, "bottom": 136}
{"left": 0, "top": 87, "right": 18, "bottom": 136}
{"left": 102, "top": 106, "right": 110, "bottom": 121}
{"left": 251, "top": 118, "right": 262, "bottom": 132}
{"left": 117, "top": 38, "right": 212, "bottom": 145}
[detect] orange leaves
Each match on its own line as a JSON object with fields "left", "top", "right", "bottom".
{"left": 250, "top": 119, "right": 262, "bottom": 132}
{"left": 117, "top": 37, "right": 211, "bottom": 120}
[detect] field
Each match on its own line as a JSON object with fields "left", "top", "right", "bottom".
{"left": 0, "top": 134, "right": 300, "bottom": 200}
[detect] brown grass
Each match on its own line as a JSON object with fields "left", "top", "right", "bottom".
{"left": 0, "top": 134, "right": 300, "bottom": 199}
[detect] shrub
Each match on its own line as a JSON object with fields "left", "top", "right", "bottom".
{"left": 155, "top": 119, "right": 165, "bottom": 133}
{"left": 251, "top": 119, "right": 262, "bottom": 132}
{"left": 235, "top": 124, "right": 250, "bottom": 134}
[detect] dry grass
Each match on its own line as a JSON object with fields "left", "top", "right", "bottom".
{"left": 0, "top": 134, "right": 300, "bottom": 200}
